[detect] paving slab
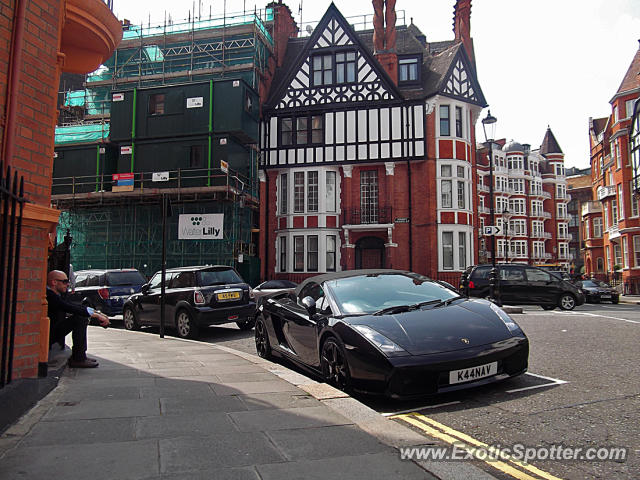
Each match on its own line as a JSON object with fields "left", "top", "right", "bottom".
{"left": 135, "top": 412, "right": 238, "bottom": 439}
{"left": 0, "top": 439, "right": 159, "bottom": 480}
{"left": 266, "top": 424, "right": 390, "bottom": 460}
{"left": 237, "top": 392, "right": 323, "bottom": 411}
{"left": 158, "top": 432, "right": 285, "bottom": 472}
{"left": 256, "top": 451, "right": 435, "bottom": 480}
{"left": 20, "top": 417, "right": 136, "bottom": 446}
{"left": 229, "top": 405, "right": 352, "bottom": 432}
{"left": 43, "top": 397, "right": 160, "bottom": 421}
{"left": 159, "top": 395, "right": 247, "bottom": 415}
{"left": 212, "top": 379, "right": 300, "bottom": 395}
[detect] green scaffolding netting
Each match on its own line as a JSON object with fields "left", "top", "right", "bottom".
{"left": 57, "top": 201, "right": 258, "bottom": 284}
{"left": 55, "top": 123, "right": 110, "bottom": 145}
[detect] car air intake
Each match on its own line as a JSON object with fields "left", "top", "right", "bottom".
{"left": 97, "top": 288, "right": 110, "bottom": 300}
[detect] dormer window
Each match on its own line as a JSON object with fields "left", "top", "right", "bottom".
{"left": 312, "top": 50, "right": 356, "bottom": 86}
{"left": 398, "top": 55, "right": 420, "bottom": 83}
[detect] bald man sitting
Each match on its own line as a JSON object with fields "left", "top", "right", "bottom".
{"left": 47, "top": 270, "right": 110, "bottom": 368}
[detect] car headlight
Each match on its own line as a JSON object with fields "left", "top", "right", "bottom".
{"left": 489, "top": 303, "right": 521, "bottom": 333}
{"left": 352, "top": 325, "right": 407, "bottom": 355}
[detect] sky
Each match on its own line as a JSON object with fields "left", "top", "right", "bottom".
{"left": 112, "top": 0, "right": 640, "bottom": 169}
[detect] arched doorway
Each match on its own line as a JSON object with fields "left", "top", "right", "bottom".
{"left": 355, "top": 236, "right": 385, "bottom": 269}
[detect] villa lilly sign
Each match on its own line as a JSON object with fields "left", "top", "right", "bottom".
{"left": 178, "top": 214, "right": 224, "bottom": 240}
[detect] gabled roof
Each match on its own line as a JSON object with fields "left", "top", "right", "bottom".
{"left": 264, "top": 4, "right": 487, "bottom": 110}
{"left": 540, "top": 127, "right": 563, "bottom": 155}
{"left": 590, "top": 117, "right": 608, "bottom": 136}
{"left": 613, "top": 42, "right": 640, "bottom": 100}
{"left": 264, "top": 3, "right": 402, "bottom": 109}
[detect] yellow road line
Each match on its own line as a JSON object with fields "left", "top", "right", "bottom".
{"left": 393, "top": 413, "right": 563, "bottom": 480}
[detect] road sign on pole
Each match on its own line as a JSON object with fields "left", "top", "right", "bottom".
{"left": 483, "top": 225, "right": 502, "bottom": 236}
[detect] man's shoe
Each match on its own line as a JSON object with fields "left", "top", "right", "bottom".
{"left": 68, "top": 358, "right": 99, "bottom": 368}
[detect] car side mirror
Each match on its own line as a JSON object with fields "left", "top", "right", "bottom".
{"left": 301, "top": 296, "right": 317, "bottom": 317}
{"left": 141, "top": 284, "right": 150, "bottom": 294}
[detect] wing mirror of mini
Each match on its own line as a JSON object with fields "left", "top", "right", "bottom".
{"left": 141, "top": 283, "right": 150, "bottom": 294}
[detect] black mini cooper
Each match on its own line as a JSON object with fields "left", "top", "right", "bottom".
{"left": 122, "top": 265, "right": 255, "bottom": 338}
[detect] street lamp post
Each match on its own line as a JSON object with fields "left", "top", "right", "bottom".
{"left": 482, "top": 110, "right": 501, "bottom": 306}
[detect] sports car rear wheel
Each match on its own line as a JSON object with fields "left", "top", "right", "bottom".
{"left": 321, "top": 337, "right": 351, "bottom": 392}
{"left": 254, "top": 316, "right": 272, "bottom": 359}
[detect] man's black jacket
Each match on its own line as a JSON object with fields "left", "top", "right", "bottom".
{"left": 46, "top": 287, "right": 89, "bottom": 325}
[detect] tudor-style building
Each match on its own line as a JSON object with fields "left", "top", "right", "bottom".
{"left": 258, "top": 0, "right": 486, "bottom": 284}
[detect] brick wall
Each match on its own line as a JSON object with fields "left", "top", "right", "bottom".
{"left": 1, "top": 0, "right": 64, "bottom": 381}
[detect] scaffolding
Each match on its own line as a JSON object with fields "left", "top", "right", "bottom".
{"left": 57, "top": 198, "right": 257, "bottom": 281}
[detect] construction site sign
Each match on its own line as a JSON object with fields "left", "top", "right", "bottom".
{"left": 178, "top": 214, "right": 224, "bottom": 240}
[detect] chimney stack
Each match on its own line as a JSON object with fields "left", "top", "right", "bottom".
{"left": 453, "top": 0, "right": 473, "bottom": 62}
{"left": 372, "top": 0, "right": 398, "bottom": 84}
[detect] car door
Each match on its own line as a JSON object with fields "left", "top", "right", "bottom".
{"left": 524, "top": 267, "right": 554, "bottom": 304}
{"left": 135, "top": 272, "right": 165, "bottom": 326}
{"left": 279, "top": 282, "right": 324, "bottom": 367}
{"left": 167, "top": 271, "right": 196, "bottom": 321}
{"left": 499, "top": 265, "right": 527, "bottom": 304}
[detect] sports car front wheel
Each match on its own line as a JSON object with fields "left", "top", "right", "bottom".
{"left": 254, "top": 317, "right": 272, "bottom": 359}
{"left": 321, "top": 337, "right": 351, "bottom": 392}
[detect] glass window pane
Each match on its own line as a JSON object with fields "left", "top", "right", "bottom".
{"left": 442, "top": 232, "right": 453, "bottom": 270}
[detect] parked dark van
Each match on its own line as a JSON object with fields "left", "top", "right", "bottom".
{"left": 122, "top": 265, "right": 256, "bottom": 339}
{"left": 69, "top": 269, "right": 147, "bottom": 316}
{"left": 460, "top": 264, "right": 585, "bottom": 310}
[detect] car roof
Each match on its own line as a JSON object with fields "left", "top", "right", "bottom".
{"left": 295, "top": 269, "right": 424, "bottom": 295}
{"left": 151, "top": 265, "right": 236, "bottom": 274}
{"left": 74, "top": 269, "right": 140, "bottom": 274}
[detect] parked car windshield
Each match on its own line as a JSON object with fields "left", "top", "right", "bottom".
{"left": 199, "top": 268, "right": 243, "bottom": 286}
{"left": 580, "top": 280, "right": 611, "bottom": 288}
{"left": 326, "top": 273, "right": 459, "bottom": 314}
{"left": 106, "top": 271, "right": 147, "bottom": 286}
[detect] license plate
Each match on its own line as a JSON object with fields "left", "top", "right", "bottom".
{"left": 217, "top": 291, "right": 240, "bottom": 301}
{"left": 601, "top": 295, "right": 611, "bottom": 299}
{"left": 449, "top": 361, "right": 498, "bottom": 385}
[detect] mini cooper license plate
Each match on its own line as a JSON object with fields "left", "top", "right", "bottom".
{"left": 217, "top": 291, "right": 240, "bottom": 301}
{"left": 449, "top": 361, "right": 498, "bottom": 385}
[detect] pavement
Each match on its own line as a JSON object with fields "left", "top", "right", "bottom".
{"left": 0, "top": 327, "right": 498, "bottom": 480}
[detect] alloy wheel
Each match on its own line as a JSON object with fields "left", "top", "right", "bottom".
{"left": 176, "top": 311, "right": 196, "bottom": 338}
{"left": 321, "top": 338, "right": 350, "bottom": 391}
{"left": 254, "top": 318, "right": 271, "bottom": 359}
{"left": 559, "top": 294, "right": 576, "bottom": 311}
{"left": 123, "top": 308, "right": 138, "bottom": 330}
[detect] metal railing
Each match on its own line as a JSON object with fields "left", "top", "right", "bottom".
{"left": 52, "top": 166, "right": 257, "bottom": 199}
{"left": 343, "top": 206, "right": 392, "bottom": 225}
{"left": 0, "top": 160, "right": 26, "bottom": 388}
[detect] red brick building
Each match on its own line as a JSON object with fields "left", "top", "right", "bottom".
{"left": 475, "top": 129, "right": 571, "bottom": 269}
{"left": 584, "top": 42, "right": 640, "bottom": 293}
{"left": 0, "top": 0, "right": 120, "bottom": 397}
{"left": 259, "top": 0, "right": 487, "bottom": 285}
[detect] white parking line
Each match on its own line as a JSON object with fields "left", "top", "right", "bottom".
{"left": 505, "top": 372, "right": 567, "bottom": 394}
{"left": 380, "top": 401, "right": 461, "bottom": 416}
{"left": 556, "top": 311, "right": 640, "bottom": 324}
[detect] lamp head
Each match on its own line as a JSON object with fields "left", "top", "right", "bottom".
{"left": 482, "top": 109, "right": 497, "bottom": 143}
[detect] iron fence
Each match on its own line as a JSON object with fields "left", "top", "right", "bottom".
{"left": 342, "top": 206, "right": 392, "bottom": 225}
{"left": 0, "top": 161, "right": 26, "bottom": 388}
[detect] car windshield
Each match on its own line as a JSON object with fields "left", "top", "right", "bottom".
{"left": 325, "top": 273, "right": 459, "bottom": 315}
{"left": 581, "top": 280, "right": 610, "bottom": 288}
{"left": 106, "top": 271, "right": 147, "bottom": 286}
{"left": 199, "top": 268, "right": 243, "bottom": 286}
